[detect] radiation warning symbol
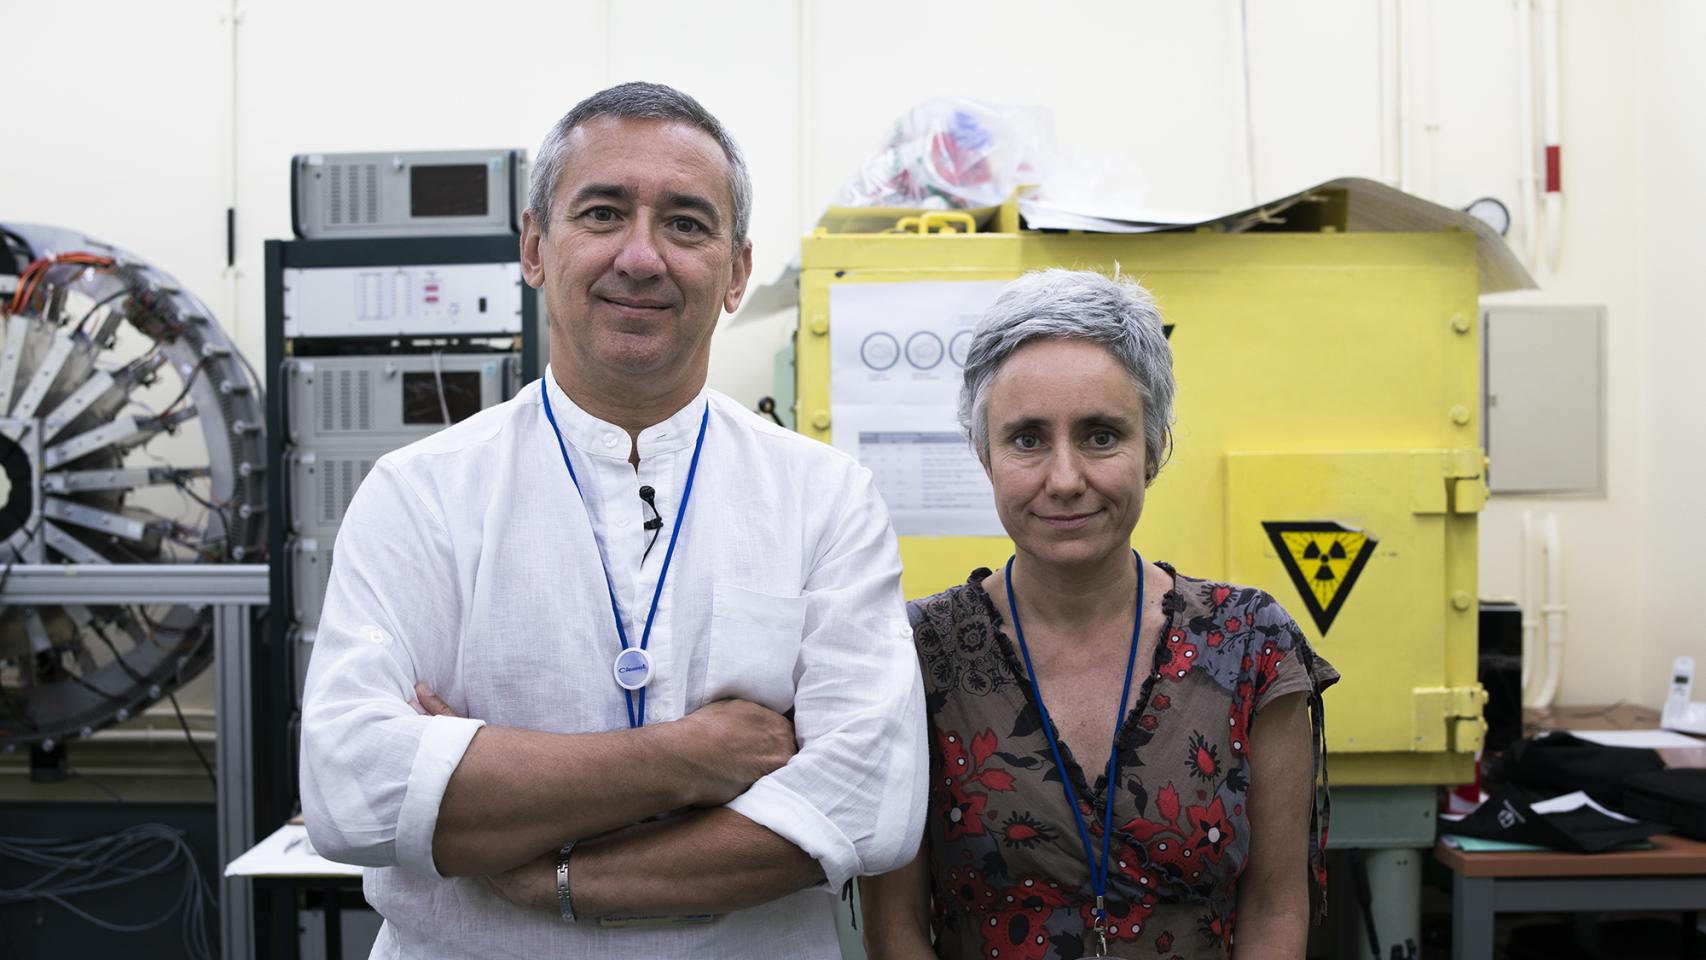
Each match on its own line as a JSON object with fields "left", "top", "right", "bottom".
{"left": 1261, "top": 521, "right": 1377, "bottom": 635}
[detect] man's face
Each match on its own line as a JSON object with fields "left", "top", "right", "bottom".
{"left": 521, "top": 116, "right": 752, "bottom": 399}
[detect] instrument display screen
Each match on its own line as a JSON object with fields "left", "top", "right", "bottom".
{"left": 410, "top": 164, "right": 489, "bottom": 217}
{"left": 402, "top": 370, "right": 482, "bottom": 424}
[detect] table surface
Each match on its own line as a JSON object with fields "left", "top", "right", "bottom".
{"left": 1437, "top": 834, "right": 1706, "bottom": 878}
{"left": 1438, "top": 704, "right": 1706, "bottom": 879}
{"left": 1523, "top": 703, "right": 1661, "bottom": 733}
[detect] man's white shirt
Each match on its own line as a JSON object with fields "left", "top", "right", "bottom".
{"left": 299, "top": 371, "right": 927, "bottom": 958}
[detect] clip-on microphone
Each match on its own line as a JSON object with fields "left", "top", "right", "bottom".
{"left": 637, "top": 485, "right": 664, "bottom": 532}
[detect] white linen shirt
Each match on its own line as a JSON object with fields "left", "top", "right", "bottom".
{"left": 299, "top": 372, "right": 927, "bottom": 959}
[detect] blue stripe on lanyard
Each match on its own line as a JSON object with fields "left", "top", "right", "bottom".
{"left": 539, "top": 378, "right": 710, "bottom": 729}
{"left": 1004, "top": 549, "right": 1145, "bottom": 928}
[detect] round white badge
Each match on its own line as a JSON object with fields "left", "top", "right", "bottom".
{"left": 612, "top": 647, "right": 653, "bottom": 690}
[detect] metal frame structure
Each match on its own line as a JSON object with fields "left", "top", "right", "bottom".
{"left": 0, "top": 562, "right": 269, "bottom": 960}
{"left": 1451, "top": 872, "right": 1706, "bottom": 960}
{"left": 259, "top": 232, "right": 537, "bottom": 958}
{"left": 265, "top": 232, "right": 536, "bottom": 830}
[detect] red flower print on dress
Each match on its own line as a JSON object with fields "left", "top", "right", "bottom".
{"left": 1160, "top": 629, "right": 1199, "bottom": 681}
{"left": 939, "top": 727, "right": 1019, "bottom": 840}
{"left": 1156, "top": 782, "right": 1181, "bottom": 823}
{"left": 1151, "top": 693, "right": 1171, "bottom": 711}
{"left": 943, "top": 864, "right": 999, "bottom": 910}
{"left": 941, "top": 730, "right": 970, "bottom": 779}
{"left": 1228, "top": 681, "right": 1253, "bottom": 756}
{"left": 1186, "top": 797, "right": 1236, "bottom": 864}
{"left": 1211, "top": 585, "right": 1231, "bottom": 608}
{"left": 1000, "top": 811, "right": 1056, "bottom": 850}
{"left": 1253, "top": 639, "right": 1289, "bottom": 697}
{"left": 1112, "top": 840, "right": 1167, "bottom": 892}
{"left": 1079, "top": 894, "right": 1154, "bottom": 943}
{"left": 1120, "top": 815, "right": 1172, "bottom": 842}
{"left": 1001, "top": 875, "right": 1072, "bottom": 912}
{"left": 1186, "top": 731, "right": 1221, "bottom": 782}
{"left": 1139, "top": 714, "right": 1159, "bottom": 732}
{"left": 944, "top": 779, "right": 988, "bottom": 840}
{"left": 1155, "top": 930, "right": 1175, "bottom": 953}
{"left": 1224, "top": 615, "right": 1242, "bottom": 633}
{"left": 1197, "top": 911, "right": 1227, "bottom": 947}
{"left": 1145, "top": 832, "right": 1193, "bottom": 877}
{"left": 978, "top": 906, "right": 1051, "bottom": 960}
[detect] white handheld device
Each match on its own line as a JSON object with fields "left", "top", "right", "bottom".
{"left": 1661, "top": 656, "right": 1706, "bottom": 735}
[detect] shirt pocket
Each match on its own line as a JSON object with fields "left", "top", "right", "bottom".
{"left": 704, "top": 583, "right": 807, "bottom": 714}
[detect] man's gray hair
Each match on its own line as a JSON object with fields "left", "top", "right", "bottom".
{"left": 958, "top": 269, "right": 1176, "bottom": 477}
{"left": 528, "top": 81, "right": 752, "bottom": 248}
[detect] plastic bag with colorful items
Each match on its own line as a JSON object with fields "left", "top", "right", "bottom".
{"left": 836, "top": 97, "right": 1054, "bottom": 210}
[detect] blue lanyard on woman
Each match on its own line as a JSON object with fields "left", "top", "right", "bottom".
{"left": 1004, "top": 549, "right": 1145, "bottom": 958}
{"left": 539, "top": 378, "right": 709, "bottom": 729}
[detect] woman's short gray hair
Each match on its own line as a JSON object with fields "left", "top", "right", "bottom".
{"left": 958, "top": 269, "right": 1176, "bottom": 477}
{"left": 528, "top": 81, "right": 752, "bottom": 249}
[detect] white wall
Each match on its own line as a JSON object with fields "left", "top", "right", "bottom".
{"left": 2, "top": 0, "right": 1696, "bottom": 709}
{"left": 1633, "top": 1, "right": 1706, "bottom": 708}
{"left": 1473, "top": 2, "right": 1652, "bottom": 707}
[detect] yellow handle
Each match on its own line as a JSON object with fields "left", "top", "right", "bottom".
{"left": 886, "top": 212, "right": 978, "bottom": 235}
{"left": 918, "top": 211, "right": 978, "bottom": 235}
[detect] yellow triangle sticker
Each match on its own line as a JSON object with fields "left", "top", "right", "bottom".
{"left": 1262, "top": 521, "right": 1377, "bottom": 635}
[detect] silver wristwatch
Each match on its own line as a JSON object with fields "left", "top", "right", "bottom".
{"left": 555, "top": 841, "right": 578, "bottom": 923}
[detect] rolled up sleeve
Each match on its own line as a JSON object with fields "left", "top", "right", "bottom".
{"left": 299, "top": 460, "right": 479, "bottom": 877}
{"left": 725, "top": 465, "right": 928, "bottom": 891}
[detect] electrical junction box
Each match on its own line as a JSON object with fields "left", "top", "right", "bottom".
{"left": 1482, "top": 303, "right": 1605, "bottom": 496}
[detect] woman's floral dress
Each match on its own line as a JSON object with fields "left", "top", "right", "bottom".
{"left": 909, "top": 564, "right": 1338, "bottom": 959}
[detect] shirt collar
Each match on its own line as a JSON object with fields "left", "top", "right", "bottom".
{"left": 542, "top": 365, "right": 709, "bottom": 461}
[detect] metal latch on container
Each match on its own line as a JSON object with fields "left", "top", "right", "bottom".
{"left": 1411, "top": 449, "right": 1488, "bottom": 515}
{"left": 1445, "top": 449, "right": 1487, "bottom": 514}
{"left": 1411, "top": 685, "right": 1488, "bottom": 753}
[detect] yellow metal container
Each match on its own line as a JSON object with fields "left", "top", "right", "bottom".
{"left": 795, "top": 201, "right": 1488, "bottom": 786}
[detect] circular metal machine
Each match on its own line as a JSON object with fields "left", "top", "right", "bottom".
{"left": 0, "top": 222, "right": 264, "bottom": 750}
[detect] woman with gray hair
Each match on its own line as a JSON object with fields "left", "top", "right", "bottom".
{"left": 861, "top": 270, "right": 1336, "bottom": 960}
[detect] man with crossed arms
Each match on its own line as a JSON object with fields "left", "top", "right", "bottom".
{"left": 300, "top": 82, "right": 926, "bottom": 957}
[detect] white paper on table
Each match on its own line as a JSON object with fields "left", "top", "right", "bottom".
{"left": 1529, "top": 790, "right": 1640, "bottom": 823}
{"left": 1569, "top": 728, "right": 1706, "bottom": 749}
{"left": 225, "top": 823, "right": 362, "bottom": 878}
{"left": 829, "top": 281, "right": 1008, "bottom": 537}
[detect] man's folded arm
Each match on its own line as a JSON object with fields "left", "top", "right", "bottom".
{"left": 562, "top": 465, "right": 929, "bottom": 917}
{"left": 299, "top": 460, "right": 478, "bottom": 875}
{"left": 722, "top": 465, "right": 929, "bottom": 890}
{"left": 300, "top": 462, "right": 779, "bottom": 878}
{"left": 428, "top": 698, "right": 796, "bottom": 876}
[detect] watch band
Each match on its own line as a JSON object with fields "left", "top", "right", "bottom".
{"left": 555, "top": 841, "right": 578, "bottom": 923}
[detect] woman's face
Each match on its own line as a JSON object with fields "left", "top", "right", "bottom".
{"left": 982, "top": 338, "right": 1149, "bottom": 570}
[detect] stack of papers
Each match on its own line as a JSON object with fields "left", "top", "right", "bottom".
{"left": 1439, "top": 834, "right": 1656, "bottom": 854}
{"left": 224, "top": 823, "right": 362, "bottom": 879}
{"left": 1016, "top": 197, "right": 1209, "bottom": 234}
{"left": 1567, "top": 729, "right": 1705, "bottom": 749}
{"left": 1569, "top": 727, "right": 1706, "bottom": 768}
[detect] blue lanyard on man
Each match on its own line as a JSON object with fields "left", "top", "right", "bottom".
{"left": 539, "top": 378, "right": 710, "bottom": 729}
{"left": 1005, "top": 549, "right": 1146, "bottom": 959}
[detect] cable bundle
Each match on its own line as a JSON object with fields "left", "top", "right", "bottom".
{"left": 4, "top": 252, "right": 115, "bottom": 315}
{"left": 0, "top": 823, "right": 215, "bottom": 959}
